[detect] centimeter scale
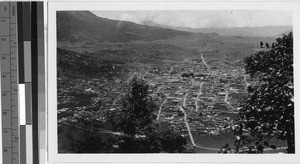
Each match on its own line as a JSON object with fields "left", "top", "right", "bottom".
{"left": 0, "top": 2, "right": 20, "bottom": 164}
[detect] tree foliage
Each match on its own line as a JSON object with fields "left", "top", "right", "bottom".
{"left": 235, "top": 32, "right": 294, "bottom": 153}
{"left": 160, "top": 130, "right": 187, "bottom": 153}
{"left": 115, "top": 77, "right": 157, "bottom": 135}
{"left": 69, "top": 132, "right": 118, "bottom": 153}
{"left": 117, "top": 130, "right": 187, "bottom": 153}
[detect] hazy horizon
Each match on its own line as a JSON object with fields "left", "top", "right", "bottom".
{"left": 92, "top": 10, "right": 293, "bottom": 29}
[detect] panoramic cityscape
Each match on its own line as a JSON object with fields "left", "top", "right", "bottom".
{"left": 57, "top": 10, "right": 293, "bottom": 153}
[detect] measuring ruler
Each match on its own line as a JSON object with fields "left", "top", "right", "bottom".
{"left": 1, "top": 2, "right": 19, "bottom": 164}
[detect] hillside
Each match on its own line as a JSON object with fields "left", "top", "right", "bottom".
{"left": 57, "top": 11, "right": 192, "bottom": 43}
{"left": 194, "top": 26, "right": 292, "bottom": 37}
{"left": 142, "top": 21, "right": 292, "bottom": 37}
{"left": 57, "top": 11, "right": 276, "bottom": 64}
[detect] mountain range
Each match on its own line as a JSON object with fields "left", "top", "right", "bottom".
{"left": 57, "top": 11, "right": 192, "bottom": 43}
{"left": 141, "top": 20, "right": 292, "bottom": 37}
{"left": 57, "top": 11, "right": 292, "bottom": 44}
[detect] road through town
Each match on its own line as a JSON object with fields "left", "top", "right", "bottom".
{"left": 201, "top": 53, "right": 211, "bottom": 75}
{"left": 126, "top": 72, "right": 137, "bottom": 83}
{"left": 195, "top": 82, "right": 204, "bottom": 112}
{"left": 179, "top": 106, "right": 196, "bottom": 147}
{"left": 156, "top": 98, "right": 167, "bottom": 121}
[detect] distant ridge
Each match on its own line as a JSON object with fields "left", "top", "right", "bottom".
{"left": 57, "top": 11, "right": 193, "bottom": 43}
{"left": 142, "top": 21, "right": 292, "bottom": 37}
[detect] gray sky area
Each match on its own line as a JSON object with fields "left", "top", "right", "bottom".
{"left": 91, "top": 10, "right": 292, "bottom": 28}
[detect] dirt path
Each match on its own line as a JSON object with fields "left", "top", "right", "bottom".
{"left": 182, "top": 78, "right": 194, "bottom": 107}
{"left": 179, "top": 106, "right": 196, "bottom": 147}
{"left": 195, "top": 82, "right": 204, "bottom": 112}
{"left": 224, "top": 90, "right": 229, "bottom": 103}
{"left": 183, "top": 92, "right": 188, "bottom": 107}
{"left": 125, "top": 72, "right": 137, "bottom": 83}
{"left": 200, "top": 54, "right": 212, "bottom": 75}
{"left": 224, "top": 89, "right": 236, "bottom": 110}
{"left": 244, "top": 74, "right": 250, "bottom": 88}
{"left": 156, "top": 85, "right": 164, "bottom": 95}
{"left": 60, "top": 121, "right": 132, "bottom": 137}
{"left": 156, "top": 98, "right": 167, "bottom": 121}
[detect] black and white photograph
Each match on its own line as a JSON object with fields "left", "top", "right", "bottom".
{"left": 56, "top": 9, "right": 294, "bottom": 154}
{"left": 1, "top": 1, "right": 300, "bottom": 164}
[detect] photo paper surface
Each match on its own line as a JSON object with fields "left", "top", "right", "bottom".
{"left": 47, "top": 1, "right": 300, "bottom": 163}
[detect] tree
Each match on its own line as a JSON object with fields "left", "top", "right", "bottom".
{"left": 265, "top": 42, "right": 269, "bottom": 49}
{"left": 160, "top": 130, "right": 187, "bottom": 153}
{"left": 260, "top": 41, "right": 264, "bottom": 48}
{"left": 69, "top": 131, "right": 118, "bottom": 153}
{"left": 272, "top": 43, "right": 275, "bottom": 49}
{"left": 116, "top": 77, "right": 157, "bottom": 135}
{"left": 236, "top": 32, "right": 294, "bottom": 153}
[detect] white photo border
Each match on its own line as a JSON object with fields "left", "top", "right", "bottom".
{"left": 47, "top": 1, "right": 300, "bottom": 163}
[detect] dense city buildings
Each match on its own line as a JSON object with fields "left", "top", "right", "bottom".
{"left": 57, "top": 53, "right": 249, "bottom": 149}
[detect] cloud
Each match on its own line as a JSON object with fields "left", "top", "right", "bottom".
{"left": 92, "top": 10, "right": 292, "bottom": 28}
{"left": 120, "top": 13, "right": 140, "bottom": 23}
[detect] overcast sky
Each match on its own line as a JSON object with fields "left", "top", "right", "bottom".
{"left": 91, "top": 10, "right": 292, "bottom": 28}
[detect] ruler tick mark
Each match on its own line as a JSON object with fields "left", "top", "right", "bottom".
{"left": 2, "top": 3, "right": 20, "bottom": 163}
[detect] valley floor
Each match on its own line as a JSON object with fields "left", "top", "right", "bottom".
{"left": 57, "top": 47, "right": 286, "bottom": 153}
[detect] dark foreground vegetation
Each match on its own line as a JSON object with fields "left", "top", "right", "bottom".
{"left": 230, "top": 32, "right": 294, "bottom": 154}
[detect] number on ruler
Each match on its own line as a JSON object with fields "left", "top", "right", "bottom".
{"left": 3, "top": 112, "right": 7, "bottom": 115}
{"left": 3, "top": 130, "right": 7, "bottom": 134}
{"left": 11, "top": 5, "right": 15, "bottom": 17}
{"left": 1, "top": 37, "right": 6, "bottom": 41}
{"left": 3, "top": 148, "right": 8, "bottom": 152}
{"left": 2, "top": 56, "right": 6, "bottom": 59}
{"left": 2, "top": 92, "right": 7, "bottom": 96}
